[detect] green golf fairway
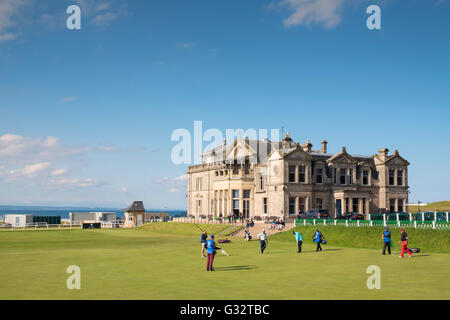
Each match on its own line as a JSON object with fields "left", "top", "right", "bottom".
{"left": 0, "top": 223, "right": 449, "bottom": 300}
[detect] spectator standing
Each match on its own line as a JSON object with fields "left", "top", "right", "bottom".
{"left": 256, "top": 230, "right": 268, "bottom": 254}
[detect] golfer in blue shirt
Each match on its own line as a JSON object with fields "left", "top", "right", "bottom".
{"left": 293, "top": 231, "right": 303, "bottom": 253}
{"left": 382, "top": 227, "right": 392, "bottom": 255}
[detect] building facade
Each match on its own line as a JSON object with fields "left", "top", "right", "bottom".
{"left": 187, "top": 133, "right": 410, "bottom": 219}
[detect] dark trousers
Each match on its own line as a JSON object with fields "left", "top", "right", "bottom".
{"left": 297, "top": 241, "right": 303, "bottom": 253}
{"left": 382, "top": 242, "right": 391, "bottom": 255}
{"left": 206, "top": 253, "right": 215, "bottom": 271}
{"left": 260, "top": 240, "right": 266, "bottom": 254}
{"left": 316, "top": 242, "right": 322, "bottom": 251}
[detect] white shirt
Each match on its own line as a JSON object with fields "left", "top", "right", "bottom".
{"left": 257, "top": 232, "right": 267, "bottom": 241}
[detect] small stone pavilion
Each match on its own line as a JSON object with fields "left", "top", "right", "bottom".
{"left": 124, "top": 201, "right": 146, "bottom": 227}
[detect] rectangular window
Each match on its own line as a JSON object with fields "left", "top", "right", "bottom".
{"left": 197, "top": 200, "right": 202, "bottom": 215}
{"left": 340, "top": 169, "right": 346, "bottom": 185}
{"left": 398, "top": 199, "right": 404, "bottom": 212}
{"left": 196, "top": 178, "right": 202, "bottom": 191}
{"left": 349, "top": 169, "right": 353, "bottom": 185}
{"left": 298, "top": 198, "right": 305, "bottom": 212}
{"left": 232, "top": 190, "right": 240, "bottom": 199}
{"left": 298, "top": 166, "right": 305, "bottom": 183}
{"left": 362, "top": 199, "right": 366, "bottom": 214}
{"left": 289, "top": 165, "right": 296, "bottom": 182}
{"left": 389, "top": 169, "right": 395, "bottom": 186}
{"left": 334, "top": 168, "right": 337, "bottom": 184}
{"left": 397, "top": 170, "right": 403, "bottom": 186}
{"left": 233, "top": 162, "right": 239, "bottom": 175}
{"left": 390, "top": 199, "right": 396, "bottom": 213}
{"left": 345, "top": 198, "right": 349, "bottom": 213}
{"left": 316, "top": 169, "right": 323, "bottom": 184}
{"left": 362, "top": 170, "right": 369, "bottom": 185}
{"left": 352, "top": 198, "right": 358, "bottom": 213}
{"left": 289, "top": 198, "right": 296, "bottom": 215}
{"left": 315, "top": 198, "right": 323, "bottom": 210}
{"left": 263, "top": 198, "right": 268, "bottom": 214}
{"left": 243, "top": 190, "right": 250, "bottom": 199}
{"left": 259, "top": 174, "right": 264, "bottom": 191}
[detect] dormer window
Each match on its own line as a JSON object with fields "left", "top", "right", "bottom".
{"left": 362, "top": 170, "right": 369, "bottom": 185}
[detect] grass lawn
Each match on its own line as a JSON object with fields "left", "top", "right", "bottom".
{"left": 408, "top": 201, "right": 450, "bottom": 213}
{"left": 0, "top": 223, "right": 449, "bottom": 300}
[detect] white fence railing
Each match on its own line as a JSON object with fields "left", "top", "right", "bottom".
{"left": 0, "top": 222, "right": 83, "bottom": 231}
{"left": 294, "top": 218, "right": 450, "bottom": 230}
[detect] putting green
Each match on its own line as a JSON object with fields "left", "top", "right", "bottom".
{"left": 0, "top": 223, "right": 448, "bottom": 300}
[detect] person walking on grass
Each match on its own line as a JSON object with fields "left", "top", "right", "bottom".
{"left": 257, "top": 229, "right": 268, "bottom": 254}
{"left": 200, "top": 230, "right": 208, "bottom": 258}
{"left": 293, "top": 231, "right": 303, "bottom": 253}
{"left": 382, "top": 226, "right": 392, "bottom": 255}
{"left": 206, "top": 235, "right": 221, "bottom": 271}
{"left": 244, "top": 228, "right": 252, "bottom": 242}
{"left": 313, "top": 229, "right": 324, "bottom": 251}
{"left": 399, "top": 228, "right": 413, "bottom": 258}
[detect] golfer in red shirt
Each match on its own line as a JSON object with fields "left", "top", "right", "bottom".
{"left": 399, "top": 228, "right": 413, "bottom": 258}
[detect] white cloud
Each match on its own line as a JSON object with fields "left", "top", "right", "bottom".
{"left": 175, "top": 174, "right": 188, "bottom": 181}
{"left": 176, "top": 42, "right": 197, "bottom": 49}
{"left": 0, "top": 133, "right": 116, "bottom": 163}
{"left": 272, "top": 0, "right": 346, "bottom": 28}
{"left": 74, "top": 0, "right": 126, "bottom": 26}
{"left": 0, "top": 0, "right": 28, "bottom": 42}
{"left": 51, "top": 177, "right": 103, "bottom": 190}
{"left": 0, "top": 133, "right": 118, "bottom": 191}
{"left": 0, "top": 32, "right": 17, "bottom": 43}
{"left": 9, "top": 162, "right": 51, "bottom": 178}
{"left": 61, "top": 96, "right": 78, "bottom": 103}
{"left": 156, "top": 174, "right": 187, "bottom": 194}
{"left": 51, "top": 168, "right": 68, "bottom": 176}
{"left": 91, "top": 12, "right": 118, "bottom": 26}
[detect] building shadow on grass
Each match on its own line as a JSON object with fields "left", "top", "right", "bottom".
{"left": 411, "top": 254, "right": 430, "bottom": 258}
{"left": 214, "top": 265, "right": 255, "bottom": 271}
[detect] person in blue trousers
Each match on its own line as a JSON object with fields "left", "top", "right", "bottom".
{"left": 257, "top": 230, "right": 268, "bottom": 254}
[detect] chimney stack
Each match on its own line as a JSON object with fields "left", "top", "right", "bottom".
{"left": 321, "top": 140, "right": 328, "bottom": 153}
{"left": 378, "top": 148, "right": 389, "bottom": 161}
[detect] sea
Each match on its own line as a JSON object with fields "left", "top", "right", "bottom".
{"left": 0, "top": 206, "right": 187, "bottom": 220}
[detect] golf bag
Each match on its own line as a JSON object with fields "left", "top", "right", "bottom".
{"left": 218, "top": 239, "right": 231, "bottom": 244}
{"left": 321, "top": 239, "right": 327, "bottom": 244}
{"left": 409, "top": 248, "right": 420, "bottom": 253}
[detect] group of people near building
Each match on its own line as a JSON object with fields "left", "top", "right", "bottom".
{"left": 201, "top": 225, "right": 415, "bottom": 271}
{"left": 270, "top": 218, "right": 285, "bottom": 230}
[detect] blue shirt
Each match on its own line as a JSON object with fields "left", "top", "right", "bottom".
{"left": 206, "top": 239, "right": 215, "bottom": 254}
{"left": 383, "top": 230, "right": 391, "bottom": 243}
{"left": 314, "top": 232, "right": 321, "bottom": 243}
{"left": 294, "top": 232, "right": 303, "bottom": 242}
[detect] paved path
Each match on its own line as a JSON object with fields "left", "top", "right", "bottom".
{"left": 234, "top": 222, "right": 295, "bottom": 239}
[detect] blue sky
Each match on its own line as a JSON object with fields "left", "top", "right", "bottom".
{"left": 0, "top": 0, "right": 449, "bottom": 209}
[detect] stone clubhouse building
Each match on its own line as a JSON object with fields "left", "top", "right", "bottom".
{"left": 187, "top": 133, "right": 410, "bottom": 220}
